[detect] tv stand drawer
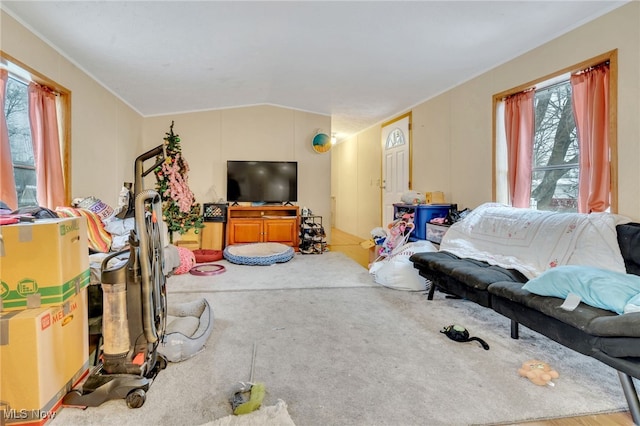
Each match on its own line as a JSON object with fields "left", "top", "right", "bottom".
{"left": 226, "top": 206, "right": 299, "bottom": 248}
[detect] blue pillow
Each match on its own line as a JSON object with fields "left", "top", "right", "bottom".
{"left": 522, "top": 265, "right": 640, "bottom": 315}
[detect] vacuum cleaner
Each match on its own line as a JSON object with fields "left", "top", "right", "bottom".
{"left": 63, "top": 146, "right": 169, "bottom": 409}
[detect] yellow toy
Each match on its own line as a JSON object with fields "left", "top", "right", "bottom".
{"left": 518, "top": 360, "right": 559, "bottom": 386}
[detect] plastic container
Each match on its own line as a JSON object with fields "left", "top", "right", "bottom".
{"left": 426, "top": 223, "right": 450, "bottom": 244}
{"left": 415, "top": 204, "right": 451, "bottom": 240}
{"left": 393, "top": 203, "right": 452, "bottom": 240}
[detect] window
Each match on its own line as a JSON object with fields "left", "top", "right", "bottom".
{"left": 5, "top": 73, "right": 37, "bottom": 207}
{"left": 493, "top": 50, "right": 617, "bottom": 213}
{"left": 1, "top": 54, "right": 70, "bottom": 209}
{"left": 385, "top": 128, "right": 406, "bottom": 149}
{"left": 531, "top": 80, "right": 579, "bottom": 212}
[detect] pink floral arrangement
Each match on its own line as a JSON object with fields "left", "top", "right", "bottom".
{"left": 157, "top": 153, "right": 195, "bottom": 213}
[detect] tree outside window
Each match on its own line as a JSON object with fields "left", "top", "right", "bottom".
{"left": 531, "top": 81, "right": 579, "bottom": 212}
{"left": 4, "top": 75, "right": 37, "bottom": 207}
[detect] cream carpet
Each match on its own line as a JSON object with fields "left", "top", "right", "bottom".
{"left": 52, "top": 252, "right": 630, "bottom": 425}
{"left": 205, "top": 399, "right": 295, "bottom": 426}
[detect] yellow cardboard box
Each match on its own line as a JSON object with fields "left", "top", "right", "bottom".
{"left": 0, "top": 218, "right": 90, "bottom": 311}
{"left": 0, "top": 289, "right": 89, "bottom": 425}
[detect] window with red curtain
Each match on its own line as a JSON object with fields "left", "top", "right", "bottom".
{"left": 1, "top": 58, "right": 69, "bottom": 210}
{"left": 494, "top": 53, "right": 615, "bottom": 214}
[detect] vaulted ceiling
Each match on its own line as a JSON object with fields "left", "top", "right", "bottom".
{"left": 1, "top": 1, "right": 628, "bottom": 140}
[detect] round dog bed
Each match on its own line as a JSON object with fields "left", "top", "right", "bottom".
{"left": 193, "top": 249, "right": 223, "bottom": 263}
{"left": 158, "top": 298, "right": 214, "bottom": 362}
{"left": 223, "top": 242, "right": 294, "bottom": 266}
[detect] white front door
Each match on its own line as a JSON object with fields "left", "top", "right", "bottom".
{"left": 381, "top": 113, "right": 411, "bottom": 226}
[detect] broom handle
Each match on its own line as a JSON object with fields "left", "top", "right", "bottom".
{"left": 249, "top": 342, "right": 257, "bottom": 383}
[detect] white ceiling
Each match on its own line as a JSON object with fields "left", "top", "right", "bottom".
{"left": 1, "top": 1, "right": 628, "bottom": 140}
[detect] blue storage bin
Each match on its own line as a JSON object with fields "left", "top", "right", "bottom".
{"left": 415, "top": 204, "right": 451, "bottom": 240}
{"left": 393, "top": 203, "right": 452, "bottom": 240}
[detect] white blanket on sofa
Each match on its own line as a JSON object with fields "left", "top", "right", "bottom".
{"left": 440, "top": 203, "right": 630, "bottom": 279}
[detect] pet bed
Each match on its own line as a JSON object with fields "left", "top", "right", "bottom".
{"left": 223, "top": 242, "right": 294, "bottom": 265}
{"left": 193, "top": 249, "right": 223, "bottom": 263}
{"left": 158, "top": 298, "right": 214, "bottom": 362}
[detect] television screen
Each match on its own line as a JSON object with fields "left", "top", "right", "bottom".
{"left": 227, "top": 161, "right": 298, "bottom": 203}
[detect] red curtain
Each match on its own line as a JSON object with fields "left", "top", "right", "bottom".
{"left": 0, "top": 69, "right": 18, "bottom": 209}
{"left": 571, "top": 64, "right": 610, "bottom": 213}
{"left": 28, "top": 82, "right": 65, "bottom": 209}
{"left": 504, "top": 90, "right": 535, "bottom": 208}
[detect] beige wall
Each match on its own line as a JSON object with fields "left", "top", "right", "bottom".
{"left": 5, "top": 2, "right": 639, "bottom": 242}
{"left": 1, "top": 11, "right": 144, "bottom": 207}
{"left": 3, "top": 12, "right": 332, "bottom": 242}
{"left": 143, "top": 106, "right": 332, "bottom": 241}
{"left": 334, "top": 1, "right": 640, "bottom": 239}
{"left": 331, "top": 126, "right": 381, "bottom": 237}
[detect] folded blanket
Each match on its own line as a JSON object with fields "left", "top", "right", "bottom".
{"left": 440, "top": 203, "right": 630, "bottom": 279}
{"left": 56, "top": 206, "right": 112, "bottom": 253}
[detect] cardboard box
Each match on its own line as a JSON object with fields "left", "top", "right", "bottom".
{"left": 425, "top": 191, "right": 445, "bottom": 204}
{"left": 0, "top": 218, "right": 90, "bottom": 311}
{"left": 175, "top": 227, "right": 201, "bottom": 250}
{"left": 0, "top": 290, "right": 89, "bottom": 425}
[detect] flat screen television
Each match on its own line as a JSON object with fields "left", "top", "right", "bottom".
{"left": 226, "top": 160, "right": 298, "bottom": 204}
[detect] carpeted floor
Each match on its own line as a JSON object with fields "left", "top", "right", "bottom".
{"left": 52, "top": 252, "right": 630, "bottom": 425}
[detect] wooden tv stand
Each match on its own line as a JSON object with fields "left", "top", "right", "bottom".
{"left": 226, "top": 205, "right": 299, "bottom": 249}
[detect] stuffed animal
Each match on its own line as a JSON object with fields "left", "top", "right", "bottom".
{"left": 401, "top": 191, "right": 426, "bottom": 204}
{"left": 370, "top": 227, "right": 388, "bottom": 246}
{"left": 518, "top": 359, "right": 559, "bottom": 386}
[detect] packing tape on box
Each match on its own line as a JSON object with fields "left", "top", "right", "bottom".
{"left": 27, "top": 293, "right": 41, "bottom": 309}
{"left": 0, "top": 312, "right": 12, "bottom": 344}
{"left": 19, "top": 225, "right": 32, "bottom": 242}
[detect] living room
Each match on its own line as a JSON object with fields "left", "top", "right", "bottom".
{"left": 2, "top": 2, "right": 640, "bottom": 425}
{"left": 2, "top": 3, "right": 640, "bottom": 234}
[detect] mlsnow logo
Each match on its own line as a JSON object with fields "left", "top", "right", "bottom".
{"left": 2, "top": 408, "right": 57, "bottom": 421}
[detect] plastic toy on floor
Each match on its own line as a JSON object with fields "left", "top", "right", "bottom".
{"left": 518, "top": 359, "right": 559, "bottom": 386}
